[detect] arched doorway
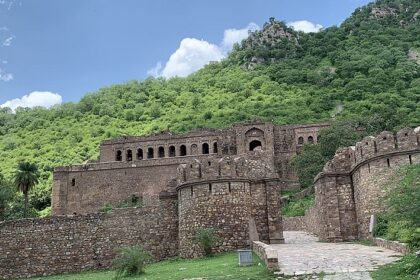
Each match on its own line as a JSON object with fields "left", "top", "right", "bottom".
{"left": 249, "top": 140, "right": 262, "bottom": 151}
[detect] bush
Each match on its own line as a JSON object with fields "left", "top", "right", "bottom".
{"left": 282, "top": 194, "right": 315, "bottom": 217}
{"left": 383, "top": 164, "right": 420, "bottom": 228}
{"left": 99, "top": 203, "right": 113, "bottom": 213}
{"left": 373, "top": 215, "right": 389, "bottom": 237}
{"left": 378, "top": 164, "right": 420, "bottom": 250}
{"left": 194, "top": 228, "right": 220, "bottom": 256}
{"left": 371, "top": 254, "right": 420, "bottom": 279}
{"left": 113, "top": 245, "right": 151, "bottom": 279}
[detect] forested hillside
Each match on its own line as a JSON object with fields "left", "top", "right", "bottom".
{"left": 0, "top": 0, "right": 419, "bottom": 218}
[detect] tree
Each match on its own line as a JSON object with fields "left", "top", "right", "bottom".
{"left": 14, "top": 162, "right": 40, "bottom": 218}
{"left": 0, "top": 173, "right": 12, "bottom": 220}
{"left": 291, "top": 144, "right": 326, "bottom": 188}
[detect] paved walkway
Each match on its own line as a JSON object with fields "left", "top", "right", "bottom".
{"left": 272, "top": 231, "right": 402, "bottom": 279}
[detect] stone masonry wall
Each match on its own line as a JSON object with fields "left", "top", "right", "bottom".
{"left": 301, "top": 127, "right": 420, "bottom": 241}
{"left": 352, "top": 152, "right": 420, "bottom": 239}
{"left": 178, "top": 181, "right": 253, "bottom": 258}
{"left": 0, "top": 198, "right": 178, "bottom": 280}
{"left": 52, "top": 155, "right": 214, "bottom": 215}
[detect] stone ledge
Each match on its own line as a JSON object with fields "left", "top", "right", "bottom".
{"left": 372, "top": 237, "right": 410, "bottom": 255}
{"left": 252, "top": 241, "right": 279, "bottom": 271}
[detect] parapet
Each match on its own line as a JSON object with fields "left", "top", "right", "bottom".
{"left": 322, "top": 147, "right": 354, "bottom": 173}
{"left": 316, "top": 126, "right": 420, "bottom": 180}
{"left": 354, "top": 127, "right": 419, "bottom": 166}
{"left": 177, "top": 149, "right": 277, "bottom": 185}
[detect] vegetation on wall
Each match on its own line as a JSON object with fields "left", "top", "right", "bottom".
{"left": 374, "top": 164, "right": 420, "bottom": 250}
{"left": 372, "top": 164, "right": 419, "bottom": 280}
{"left": 0, "top": 0, "right": 419, "bottom": 218}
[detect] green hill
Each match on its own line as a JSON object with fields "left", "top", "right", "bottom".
{"left": 0, "top": 0, "right": 419, "bottom": 217}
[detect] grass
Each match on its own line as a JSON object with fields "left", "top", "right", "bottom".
{"left": 371, "top": 254, "right": 420, "bottom": 280}
{"left": 349, "top": 239, "right": 376, "bottom": 246}
{"left": 32, "top": 252, "right": 276, "bottom": 280}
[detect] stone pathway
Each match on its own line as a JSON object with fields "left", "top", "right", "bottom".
{"left": 272, "top": 231, "right": 402, "bottom": 279}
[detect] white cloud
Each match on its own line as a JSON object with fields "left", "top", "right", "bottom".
{"left": 0, "top": 0, "right": 16, "bottom": 10}
{"left": 148, "top": 23, "right": 259, "bottom": 78}
{"left": 287, "top": 20, "right": 323, "bottom": 33}
{"left": 2, "top": 35, "right": 14, "bottom": 46}
{"left": 1, "top": 91, "right": 62, "bottom": 111}
{"left": 0, "top": 67, "right": 12, "bottom": 81}
{"left": 156, "top": 38, "right": 224, "bottom": 78}
{"left": 221, "top": 22, "right": 259, "bottom": 51}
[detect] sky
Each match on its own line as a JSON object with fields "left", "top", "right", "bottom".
{"left": 0, "top": 0, "right": 373, "bottom": 110}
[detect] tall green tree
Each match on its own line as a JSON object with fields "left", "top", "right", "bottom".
{"left": 0, "top": 173, "right": 12, "bottom": 220}
{"left": 13, "top": 162, "right": 40, "bottom": 218}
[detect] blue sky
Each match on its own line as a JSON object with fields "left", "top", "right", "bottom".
{"left": 0, "top": 0, "right": 372, "bottom": 109}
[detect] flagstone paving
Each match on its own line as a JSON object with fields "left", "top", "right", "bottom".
{"left": 272, "top": 231, "right": 402, "bottom": 279}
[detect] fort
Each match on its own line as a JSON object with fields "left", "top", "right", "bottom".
{"left": 0, "top": 121, "right": 419, "bottom": 279}
{"left": 51, "top": 121, "right": 329, "bottom": 215}
{"left": 284, "top": 126, "right": 420, "bottom": 241}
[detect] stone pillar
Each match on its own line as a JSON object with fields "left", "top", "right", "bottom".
{"left": 51, "top": 169, "right": 69, "bottom": 216}
{"left": 265, "top": 181, "right": 284, "bottom": 244}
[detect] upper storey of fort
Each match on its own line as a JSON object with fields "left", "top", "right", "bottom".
{"left": 96, "top": 121, "right": 330, "bottom": 165}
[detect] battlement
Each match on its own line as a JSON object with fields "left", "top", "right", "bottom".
{"left": 317, "top": 126, "right": 420, "bottom": 178}
{"left": 353, "top": 127, "right": 419, "bottom": 167}
{"left": 177, "top": 150, "right": 277, "bottom": 186}
{"left": 322, "top": 147, "right": 354, "bottom": 173}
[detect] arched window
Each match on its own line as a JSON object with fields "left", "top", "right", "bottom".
{"left": 71, "top": 178, "right": 76, "bottom": 186}
{"left": 147, "top": 148, "right": 154, "bottom": 159}
{"left": 137, "top": 148, "right": 143, "bottom": 160}
{"left": 169, "top": 146, "right": 176, "bottom": 157}
{"left": 213, "top": 142, "right": 218, "bottom": 154}
{"left": 249, "top": 140, "right": 262, "bottom": 151}
{"left": 116, "top": 150, "right": 122, "bottom": 161}
{"left": 298, "top": 137, "right": 304, "bottom": 145}
{"left": 180, "top": 145, "right": 187, "bottom": 156}
{"left": 202, "top": 143, "right": 209, "bottom": 154}
{"left": 126, "top": 149, "right": 133, "bottom": 161}
{"left": 308, "top": 136, "right": 314, "bottom": 143}
{"left": 158, "top": 146, "right": 165, "bottom": 158}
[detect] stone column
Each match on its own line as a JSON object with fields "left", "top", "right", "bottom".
{"left": 265, "top": 180, "right": 284, "bottom": 244}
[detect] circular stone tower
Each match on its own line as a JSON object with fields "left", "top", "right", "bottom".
{"left": 176, "top": 152, "right": 283, "bottom": 258}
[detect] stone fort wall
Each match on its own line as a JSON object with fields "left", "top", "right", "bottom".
{"left": 52, "top": 122, "right": 329, "bottom": 215}
{"left": 302, "top": 127, "right": 420, "bottom": 241}
{"left": 177, "top": 152, "right": 284, "bottom": 257}
{"left": 0, "top": 197, "right": 178, "bottom": 280}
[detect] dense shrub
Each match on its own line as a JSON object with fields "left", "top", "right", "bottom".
{"left": 194, "top": 228, "right": 220, "bottom": 256}
{"left": 113, "top": 245, "right": 151, "bottom": 279}
{"left": 374, "top": 164, "right": 420, "bottom": 250}
{"left": 371, "top": 254, "right": 420, "bottom": 279}
{"left": 282, "top": 194, "right": 315, "bottom": 217}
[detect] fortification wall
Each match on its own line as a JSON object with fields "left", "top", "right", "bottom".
{"left": 0, "top": 198, "right": 178, "bottom": 280}
{"left": 351, "top": 127, "right": 420, "bottom": 238}
{"left": 305, "top": 127, "right": 420, "bottom": 241}
{"left": 52, "top": 155, "right": 216, "bottom": 215}
{"left": 178, "top": 181, "right": 253, "bottom": 258}
{"left": 177, "top": 152, "right": 284, "bottom": 258}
